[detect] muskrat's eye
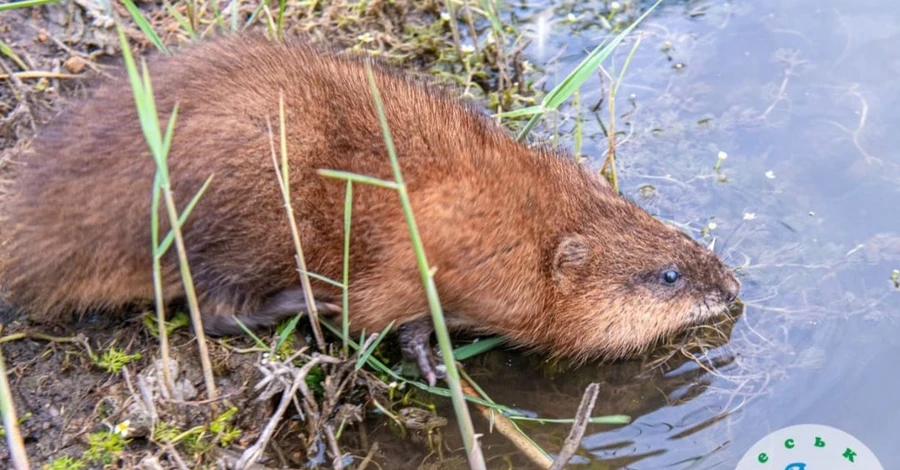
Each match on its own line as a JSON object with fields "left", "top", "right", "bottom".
{"left": 662, "top": 269, "right": 681, "bottom": 285}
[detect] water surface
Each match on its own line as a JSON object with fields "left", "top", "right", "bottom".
{"left": 468, "top": 0, "right": 900, "bottom": 467}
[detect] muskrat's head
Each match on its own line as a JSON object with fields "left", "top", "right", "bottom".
{"left": 542, "top": 182, "right": 741, "bottom": 361}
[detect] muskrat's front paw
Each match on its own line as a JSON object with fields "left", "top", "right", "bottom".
{"left": 398, "top": 317, "right": 445, "bottom": 387}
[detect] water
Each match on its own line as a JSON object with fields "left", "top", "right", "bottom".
{"left": 466, "top": 0, "right": 900, "bottom": 467}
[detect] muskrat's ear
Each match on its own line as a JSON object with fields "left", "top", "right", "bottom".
{"left": 552, "top": 234, "right": 591, "bottom": 283}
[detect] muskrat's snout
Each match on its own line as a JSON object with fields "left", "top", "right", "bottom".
{"left": 722, "top": 271, "right": 741, "bottom": 303}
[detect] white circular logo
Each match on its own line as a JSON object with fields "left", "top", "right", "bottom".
{"left": 736, "top": 424, "right": 883, "bottom": 469}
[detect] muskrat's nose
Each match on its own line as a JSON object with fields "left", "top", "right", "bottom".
{"left": 723, "top": 273, "right": 741, "bottom": 303}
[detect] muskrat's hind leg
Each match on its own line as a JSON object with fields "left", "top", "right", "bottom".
{"left": 399, "top": 317, "right": 447, "bottom": 387}
{"left": 201, "top": 287, "right": 340, "bottom": 336}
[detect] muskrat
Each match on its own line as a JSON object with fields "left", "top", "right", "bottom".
{"left": 0, "top": 34, "right": 740, "bottom": 384}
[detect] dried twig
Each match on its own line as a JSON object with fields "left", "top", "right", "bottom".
{"left": 549, "top": 383, "right": 600, "bottom": 470}
{"left": 459, "top": 376, "right": 552, "bottom": 468}
{"left": 0, "top": 346, "right": 29, "bottom": 470}
{"left": 237, "top": 353, "right": 341, "bottom": 469}
{"left": 324, "top": 423, "right": 344, "bottom": 470}
{"left": 0, "top": 71, "right": 80, "bottom": 80}
{"left": 356, "top": 441, "right": 379, "bottom": 470}
{"left": 165, "top": 444, "right": 190, "bottom": 470}
{"left": 265, "top": 104, "right": 327, "bottom": 351}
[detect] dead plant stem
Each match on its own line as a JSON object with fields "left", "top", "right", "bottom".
{"left": 549, "top": 383, "right": 600, "bottom": 470}
{"left": 162, "top": 186, "right": 218, "bottom": 401}
{"left": 268, "top": 93, "right": 327, "bottom": 351}
{"left": 0, "top": 347, "right": 29, "bottom": 470}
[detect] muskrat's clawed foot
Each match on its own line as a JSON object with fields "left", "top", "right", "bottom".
{"left": 398, "top": 317, "right": 446, "bottom": 387}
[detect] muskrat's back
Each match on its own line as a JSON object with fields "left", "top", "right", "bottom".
{"left": 0, "top": 35, "right": 740, "bottom": 374}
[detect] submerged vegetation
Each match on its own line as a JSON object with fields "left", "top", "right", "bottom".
{"left": 0, "top": 0, "right": 751, "bottom": 468}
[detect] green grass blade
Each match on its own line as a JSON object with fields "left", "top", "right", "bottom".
{"left": 452, "top": 336, "right": 505, "bottom": 361}
{"left": 364, "top": 61, "right": 486, "bottom": 470}
{"left": 117, "top": 20, "right": 217, "bottom": 399}
{"left": 231, "top": 316, "right": 268, "bottom": 349}
{"left": 139, "top": 60, "right": 165, "bottom": 162}
{"left": 492, "top": 105, "right": 544, "bottom": 119}
{"left": 613, "top": 33, "right": 643, "bottom": 97}
{"left": 276, "top": 0, "right": 287, "bottom": 40}
{"left": 510, "top": 414, "right": 632, "bottom": 425}
{"left": 243, "top": 1, "right": 267, "bottom": 30}
{"left": 207, "top": 0, "right": 227, "bottom": 32}
{"left": 275, "top": 314, "right": 304, "bottom": 351}
{"left": 316, "top": 169, "right": 400, "bottom": 190}
{"left": 0, "top": 39, "right": 28, "bottom": 70}
{"left": 355, "top": 321, "right": 394, "bottom": 370}
{"left": 342, "top": 181, "right": 353, "bottom": 357}
{"left": 0, "top": 0, "right": 59, "bottom": 12}
{"left": 160, "top": 103, "right": 179, "bottom": 161}
{"left": 121, "top": 0, "right": 169, "bottom": 54}
{"left": 117, "top": 25, "right": 154, "bottom": 151}
{"left": 164, "top": 1, "right": 196, "bottom": 39}
{"left": 156, "top": 175, "right": 214, "bottom": 257}
{"left": 516, "top": 0, "right": 662, "bottom": 141}
{"left": 479, "top": 0, "right": 504, "bottom": 38}
{"left": 298, "top": 270, "right": 344, "bottom": 288}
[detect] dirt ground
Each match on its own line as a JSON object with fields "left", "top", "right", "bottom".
{"left": 0, "top": 1, "right": 533, "bottom": 468}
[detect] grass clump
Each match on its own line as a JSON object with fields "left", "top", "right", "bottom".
{"left": 83, "top": 430, "right": 129, "bottom": 466}
{"left": 43, "top": 456, "right": 85, "bottom": 470}
{"left": 151, "top": 407, "right": 241, "bottom": 456}
{"left": 92, "top": 347, "right": 142, "bottom": 374}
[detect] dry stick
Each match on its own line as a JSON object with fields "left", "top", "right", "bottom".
{"left": 460, "top": 377, "right": 553, "bottom": 469}
{"left": 152, "top": 176, "right": 175, "bottom": 398}
{"left": 166, "top": 444, "right": 191, "bottom": 470}
{"left": 548, "top": 383, "right": 601, "bottom": 470}
{"left": 324, "top": 423, "right": 344, "bottom": 470}
{"left": 267, "top": 94, "right": 326, "bottom": 351}
{"left": 601, "top": 68, "right": 619, "bottom": 193}
{"left": 444, "top": 0, "right": 465, "bottom": 61}
{"left": 236, "top": 354, "right": 341, "bottom": 469}
{"left": 0, "top": 71, "right": 80, "bottom": 80}
{"left": 0, "top": 331, "right": 90, "bottom": 347}
{"left": 161, "top": 185, "right": 218, "bottom": 401}
{"left": 356, "top": 442, "right": 379, "bottom": 470}
{"left": 0, "top": 347, "right": 29, "bottom": 470}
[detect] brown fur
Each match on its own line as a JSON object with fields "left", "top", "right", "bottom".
{"left": 0, "top": 34, "right": 740, "bottom": 361}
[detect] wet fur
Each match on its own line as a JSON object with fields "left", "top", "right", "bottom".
{"left": 0, "top": 34, "right": 739, "bottom": 360}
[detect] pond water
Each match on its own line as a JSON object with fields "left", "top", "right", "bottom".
{"left": 464, "top": 0, "right": 900, "bottom": 467}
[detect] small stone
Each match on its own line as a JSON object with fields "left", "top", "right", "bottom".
{"left": 65, "top": 57, "right": 87, "bottom": 74}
